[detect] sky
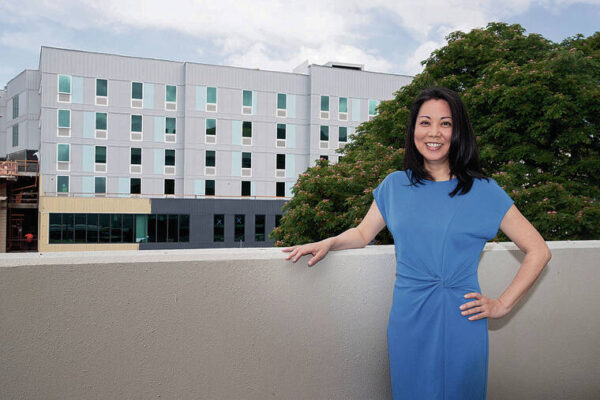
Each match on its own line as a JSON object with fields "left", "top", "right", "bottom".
{"left": 0, "top": 0, "right": 599, "bottom": 87}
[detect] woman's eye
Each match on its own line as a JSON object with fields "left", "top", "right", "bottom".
{"left": 442, "top": 121, "right": 452, "bottom": 127}
{"left": 419, "top": 121, "right": 429, "bottom": 126}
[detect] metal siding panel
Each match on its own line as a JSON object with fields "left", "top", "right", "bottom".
{"left": 154, "top": 116, "right": 164, "bottom": 142}
{"left": 231, "top": 120, "right": 242, "bottom": 145}
{"left": 231, "top": 151, "right": 241, "bottom": 177}
{"left": 154, "top": 149, "right": 164, "bottom": 174}
{"left": 288, "top": 94, "right": 297, "bottom": 118}
{"left": 81, "top": 176, "right": 94, "bottom": 196}
{"left": 71, "top": 76, "right": 84, "bottom": 104}
{"left": 82, "top": 145, "right": 94, "bottom": 172}
{"left": 83, "top": 111, "right": 94, "bottom": 138}
{"left": 144, "top": 83, "right": 155, "bottom": 109}
{"left": 194, "top": 179, "right": 204, "bottom": 196}
{"left": 351, "top": 98, "right": 361, "bottom": 122}
{"left": 287, "top": 124, "right": 296, "bottom": 148}
{"left": 285, "top": 154, "right": 295, "bottom": 178}
{"left": 195, "top": 85, "right": 206, "bottom": 111}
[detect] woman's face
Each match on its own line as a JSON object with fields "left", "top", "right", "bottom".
{"left": 414, "top": 99, "right": 453, "bottom": 166}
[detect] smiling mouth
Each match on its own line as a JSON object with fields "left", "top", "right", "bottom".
{"left": 426, "top": 142, "right": 442, "bottom": 149}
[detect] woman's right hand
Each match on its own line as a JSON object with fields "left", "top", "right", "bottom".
{"left": 282, "top": 238, "right": 334, "bottom": 267}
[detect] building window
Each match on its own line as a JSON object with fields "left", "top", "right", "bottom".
{"left": 58, "top": 109, "right": 71, "bottom": 128}
{"left": 207, "top": 86, "right": 217, "bottom": 111}
{"left": 242, "top": 90, "right": 252, "bottom": 114}
{"left": 206, "top": 150, "right": 216, "bottom": 167}
{"left": 12, "top": 125, "right": 18, "bottom": 147}
{"left": 131, "top": 115, "right": 142, "bottom": 132}
{"left": 234, "top": 214, "right": 245, "bottom": 242}
{"left": 96, "top": 112, "right": 107, "bottom": 139}
{"left": 255, "top": 215, "right": 265, "bottom": 241}
{"left": 276, "top": 182, "right": 285, "bottom": 197}
{"left": 12, "top": 94, "right": 18, "bottom": 119}
{"left": 95, "top": 146, "right": 106, "bottom": 164}
{"left": 165, "top": 149, "right": 175, "bottom": 166}
{"left": 276, "top": 154, "right": 285, "bottom": 171}
{"left": 57, "top": 176, "right": 69, "bottom": 193}
{"left": 58, "top": 75, "right": 71, "bottom": 102}
{"left": 165, "top": 117, "right": 176, "bottom": 134}
{"left": 164, "top": 179, "right": 175, "bottom": 195}
{"left": 205, "top": 180, "right": 215, "bottom": 196}
{"left": 57, "top": 144, "right": 70, "bottom": 162}
{"left": 339, "top": 126, "right": 347, "bottom": 143}
{"left": 320, "top": 125, "right": 329, "bottom": 141}
{"left": 49, "top": 213, "right": 189, "bottom": 244}
{"left": 58, "top": 75, "right": 71, "bottom": 94}
{"left": 96, "top": 79, "right": 108, "bottom": 105}
{"left": 130, "top": 178, "right": 141, "bottom": 194}
{"left": 214, "top": 214, "right": 224, "bottom": 242}
{"left": 131, "top": 148, "right": 142, "bottom": 165}
{"left": 206, "top": 118, "right": 216, "bottom": 136}
{"left": 275, "top": 214, "right": 282, "bottom": 227}
{"left": 320, "top": 155, "right": 329, "bottom": 161}
{"left": 277, "top": 123, "right": 286, "bottom": 139}
{"left": 241, "top": 181, "right": 251, "bottom": 196}
{"left": 277, "top": 93, "right": 286, "bottom": 110}
{"left": 132, "top": 82, "right": 143, "bottom": 100}
{"left": 166, "top": 85, "right": 176, "bottom": 102}
{"left": 339, "top": 97, "right": 348, "bottom": 113}
{"left": 242, "top": 152, "right": 251, "bottom": 169}
{"left": 242, "top": 121, "right": 252, "bottom": 142}
{"left": 95, "top": 177, "right": 106, "bottom": 194}
{"left": 369, "top": 99, "right": 378, "bottom": 118}
{"left": 320, "top": 95, "right": 330, "bottom": 119}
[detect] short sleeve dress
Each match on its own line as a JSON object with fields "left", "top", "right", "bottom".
{"left": 372, "top": 168, "right": 514, "bottom": 400}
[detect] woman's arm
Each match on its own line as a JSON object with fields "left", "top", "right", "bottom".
{"left": 461, "top": 204, "right": 552, "bottom": 320}
{"left": 283, "top": 200, "right": 386, "bottom": 266}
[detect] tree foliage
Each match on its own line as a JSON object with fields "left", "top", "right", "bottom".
{"left": 271, "top": 23, "right": 600, "bottom": 246}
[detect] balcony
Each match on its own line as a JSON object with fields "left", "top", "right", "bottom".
{"left": 0, "top": 241, "right": 598, "bottom": 399}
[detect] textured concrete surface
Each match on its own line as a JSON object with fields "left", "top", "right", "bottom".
{"left": 1, "top": 241, "right": 599, "bottom": 399}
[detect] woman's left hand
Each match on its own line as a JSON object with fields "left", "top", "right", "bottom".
{"left": 460, "top": 292, "right": 511, "bottom": 320}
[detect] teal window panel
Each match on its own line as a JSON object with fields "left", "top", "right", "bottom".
{"left": 277, "top": 93, "right": 286, "bottom": 109}
{"left": 351, "top": 98, "right": 361, "bottom": 122}
{"left": 58, "top": 75, "right": 71, "bottom": 94}
{"left": 12, "top": 95, "right": 19, "bottom": 119}
{"left": 12, "top": 125, "right": 18, "bottom": 147}
{"left": 96, "top": 112, "right": 107, "bottom": 130}
{"left": 339, "top": 126, "right": 348, "bottom": 142}
{"left": 242, "top": 121, "right": 251, "bottom": 138}
{"left": 320, "top": 95, "right": 329, "bottom": 112}
{"left": 242, "top": 152, "right": 251, "bottom": 168}
{"left": 71, "top": 76, "right": 84, "bottom": 104}
{"left": 58, "top": 109, "right": 70, "bottom": 128}
{"left": 285, "top": 182, "right": 294, "bottom": 197}
{"left": 166, "top": 85, "right": 176, "bottom": 102}
{"left": 165, "top": 149, "right": 175, "bottom": 166}
{"left": 231, "top": 151, "right": 241, "bottom": 177}
{"left": 320, "top": 126, "right": 329, "bottom": 141}
{"left": 205, "top": 151, "right": 216, "bottom": 167}
{"left": 287, "top": 124, "right": 296, "bottom": 148}
{"left": 207, "top": 87, "right": 217, "bottom": 104}
{"left": 369, "top": 99, "right": 379, "bottom": 116}
{"left": 57, "top": 144, "right": 70, "bottom": 162}
{"left": 144, "top": 83, "right": 154, "bottom": 109}
{"left": 83, "top": 111, "right": 95, "bottom": 138}
{"left": 96, "top": 79, "right": 107, "bottom": 97}
{"left": 131, "top": 115, "right": 142, "bottom": 132}
{"left": 132, "top": 82, "right": 143, "bottom": 100}
{"left": 231, "top": 120, "right": 242, "bottom": 145}
{"left": 81, "top": 176, "right": 94, "bottom": 197}
{"left": 82, "top": 145, "right": 94, "bottom": 172}
{"left": 57, "top": 176, "right": 69, "bottom": 193}
{"left": 287, "top": 94, "right": 296, "bottom": 118}
{"left": 131, "top": 148, "right": 142, "bottom": 165}
{"left": 154, "top": 116, "right": 165, "bottom": 142}
{"left": 196, "top": 85, "right": 206, "bottom": 111}
{"left": 165, "top": 117, "right": 176, "bottom": 134}
{"left": 243, "top": 90, "right": 252, "bottom": 107}
{"left": 206, "top": 118, "right": 216, "bottom": 136}
{"left": 339, "top": 97, "right": 348, "bottom": 113}
{"left": 95, "top": 146, "right": 106, "bottom": 164}
{"left": 194, "top": 179, "right": 205, "bottom": 196}
{"left": 95, "top": 177, "right": 106, "bottom": 194}
{"left": 285, "top": 154, "right": 295, "bottom": 178}
{"left": 277, "top": 124, "right": 286, "bottom": 140}
{"left": 154, "top": 149, "right": 164, "bottom": 174}
{"left": 118, "top": 177, "right": 129, "bottom": 198}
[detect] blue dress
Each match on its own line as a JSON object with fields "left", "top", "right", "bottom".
{"left": 373, "top": 169, "right": 514, "bottom": 400}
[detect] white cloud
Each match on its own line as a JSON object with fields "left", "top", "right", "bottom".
{"left": 0, "top": 0, "right": 597, "bottom": 77}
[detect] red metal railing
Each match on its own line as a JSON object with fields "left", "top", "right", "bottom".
{"left": 0, "top": 160, "right": 39, "bottom": 177}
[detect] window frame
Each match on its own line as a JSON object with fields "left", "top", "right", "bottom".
{"left": 12, "top": 124, "right": 18, "bottom": 147}
{"left": 95, "top": 78, "right": 108, "bottom": 106}
{"left": 57, "top": 143, "right": 71, "bottom": 163}
{"left": 94, "top": 177, "right": 106, "bottom": 194}
{"left": 56, "top": 175, "right": 69, "bottom": 194}
{"left": 12, "top": 94, "right": 19, "bottom": 119}
{"left": 130, "top": 178, "right": 141, "bottom": 195}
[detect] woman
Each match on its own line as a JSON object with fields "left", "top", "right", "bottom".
{"left": 283, "top": 87, "right": 551, "bottom": 399}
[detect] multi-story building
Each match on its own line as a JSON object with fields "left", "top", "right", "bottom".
{"left": 0, "top": 47, "right": 412, "bottom": 252}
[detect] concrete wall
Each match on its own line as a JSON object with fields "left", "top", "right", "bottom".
{"left": 2, "top": 241, "right": 597, "bottom": 399}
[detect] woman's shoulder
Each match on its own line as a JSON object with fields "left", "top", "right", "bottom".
{"left": 381, "top": 169, "right": 410, "bottom": 185}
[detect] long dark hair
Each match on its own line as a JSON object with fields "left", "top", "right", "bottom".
{"left": 403, "top": 86, "right": 488, "bottom": 196}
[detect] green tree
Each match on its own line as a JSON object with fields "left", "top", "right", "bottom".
{"left": 272, "top": 23, "right": 600, "bottom": 246}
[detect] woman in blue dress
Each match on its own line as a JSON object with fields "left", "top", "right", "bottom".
{"left": 283, "top": 87, "right": 552, "bottom": 399}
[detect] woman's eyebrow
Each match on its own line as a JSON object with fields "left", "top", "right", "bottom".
{"left": 417, "top": 115, "right": 431, "bottom": 119}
